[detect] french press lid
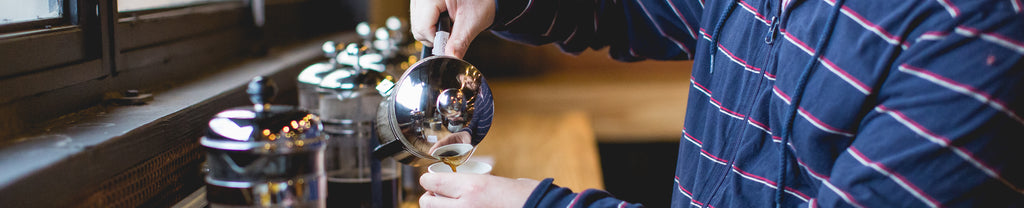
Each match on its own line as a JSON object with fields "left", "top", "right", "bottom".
{"left": 296, "top": 41, "right": 342, "bottom": 87}
{"left": 201, "top": 76, "right": 326, "bottom": 152}
{"left": 318, "top": 43, "right": 395, "bottom": 95}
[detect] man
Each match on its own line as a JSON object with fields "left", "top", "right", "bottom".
{"left": 412, "top": 0, "right": 1024, "bottom": 207}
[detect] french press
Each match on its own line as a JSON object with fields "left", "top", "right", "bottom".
{"left": 297, "top": 41, "right": 343, "bottom": 114}
{"left": 316, "top": 42, "right": 401, "bottom": 208}
{"left": 201, "top": 76, "right": 327, "bottom": 207}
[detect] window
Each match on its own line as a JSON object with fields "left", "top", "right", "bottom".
{"left": 0, "top": 0, "right": 365, "bottom": 207}
{"left": 0, "top": 0, "right": 62, "bottom": 24}
{"left": 0, "top": 0, "right": 65, "bottom": 33}
{"left": 1, "top": 0, "right": 363, "bottom": 137}
{"left": 118, "top": 0, "right": 236, "bottom": 12}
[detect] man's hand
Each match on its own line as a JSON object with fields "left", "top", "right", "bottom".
{"left": 410, "top": 0, "right": 495, "bottom": 58}
{"left": 419, "top": 173, "right": 541, "bottom": 208}
{"left": 428, "top": 131, "right": 472, "bottom": 155}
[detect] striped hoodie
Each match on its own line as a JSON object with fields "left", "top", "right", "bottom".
{"left": 490, "top": 0, "right": 1024, "bottom": 207}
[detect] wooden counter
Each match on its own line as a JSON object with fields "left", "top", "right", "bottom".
{"left": 487, "top": 46, "right": 691, "bottom": 143}
{"left": 174, "top": 111, "right": 604, "bottom": 208}
{"left": 474, "top": 110, "right": 604, "bottom": 191}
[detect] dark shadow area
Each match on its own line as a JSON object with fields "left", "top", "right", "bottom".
{"left": 599, "top": 141, "right": 680, "bottom": 208}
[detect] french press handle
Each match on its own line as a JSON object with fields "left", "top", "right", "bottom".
{"left": 420, "top": 12, "right": 452, "bottom": 59}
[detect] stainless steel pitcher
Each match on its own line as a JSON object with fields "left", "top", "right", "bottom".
{"left": 372, "top": 13, "right": 494, "bottom": 167}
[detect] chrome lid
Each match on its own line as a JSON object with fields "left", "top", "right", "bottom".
{"left": 318, "top": 43, "right": 396, "bottom": 95}
{"left": 201, "top": 77, "right": 325, "bottom": 152}
{"left": 318, "top": 68, "right": 395, "bottom": 95}
{"left": 297, "top": 41, "right": 342, "bottom": 85}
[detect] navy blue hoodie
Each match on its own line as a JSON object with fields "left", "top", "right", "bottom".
{"left": 491, "top": 0, "right": 1024, "bottom": 207}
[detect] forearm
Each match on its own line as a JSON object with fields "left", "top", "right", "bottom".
{"left": 525, "top": 178, "right": 644, "bottom": 208}
{"left": 490, "top": 0, "right": 702, "bottom": 61}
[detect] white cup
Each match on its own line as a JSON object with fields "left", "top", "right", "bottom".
{"left": 428, "top": 160, "right": 493, "bottom": 174}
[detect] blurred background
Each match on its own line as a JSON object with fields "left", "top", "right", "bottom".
{"left": 0, "top": 0, "right": 690, "bottom": 207}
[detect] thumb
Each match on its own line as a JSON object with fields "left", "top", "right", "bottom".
{"left": 445, "top": 8, "right": 493, "bottom": 58}
{"left": 410, "top": 0, "right": 445, "bottom": 47}
{"left": 444, "top": 24, "right": 475, "bottom": 58}
{"left": 420, "top": 172, "right": 481, "bottom": 198}
{"left": 420, "top": 191, "right": 462, "bottom": 208}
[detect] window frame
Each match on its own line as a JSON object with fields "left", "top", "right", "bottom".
{"left": 0, "top": 0, "right": 365, "bottom": 206}
{"left": 0, "top": 0, "right": 95, "bottom": 78}
{"left": 0, "top": 0, "right": 74, "bottom": 34}
{"left": 0, "top": 19, "right": 70, "bottom": 34}
{"left": 0, "top": 0, "right": 369, "bottom": 139}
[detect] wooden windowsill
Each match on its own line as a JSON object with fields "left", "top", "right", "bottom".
{"left": 0, "top": 32, "right": 357, "bottom": 207}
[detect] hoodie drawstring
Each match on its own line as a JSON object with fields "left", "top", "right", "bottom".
{"left": 708, "top": 0, "right": 739, "bottom": 75}
{"left": 775, "top": 0, "right": 847, "bottom": 207}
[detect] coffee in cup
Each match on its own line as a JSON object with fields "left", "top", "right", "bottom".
{"left": 428, "top": 161, "right": 492, "bottom": 174}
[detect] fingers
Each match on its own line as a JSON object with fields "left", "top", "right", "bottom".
{"left": 429, "top": 132, "right": 472, "bottom": 155}
{"left": 444, "top": 22, "right": 475, "bottom": 58}
{"left": 419, "top": 173, "right": 542, "bottom": 208}
{"left": 419, "top": 173, "right": 460, "bottom": 198}
{"left": 420, "top": 191, "right": 462, "bottom": 208}
{"left": 453, "top": 131, "right": 471, "bottom": 144}
{"left": 440, "top": 132, "right": 472, "bottom": 146}
{"left": 410, "top": 0, "right": 445, "bottom": 47}
{"left": 410, "top": 0, "right": 495, "bottom": 58}
{"left": 428, "top": 145, "right": 439, "bottom": 156}
{"left": 420, "top": 172, "right": 484, "bottom": 198}
{"left": 445, "top": 3, "right": 495, "bottom": 58}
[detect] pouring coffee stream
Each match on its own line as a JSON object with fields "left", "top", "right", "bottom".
{"left": 372, "top": 12, "right": 493, "bottom": 170}
{"left": 434, "top": 143, "right": 475, "bottom": 173}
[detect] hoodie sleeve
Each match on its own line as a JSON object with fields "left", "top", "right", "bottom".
{"left": 524, "top": 178, "right": 645, "bottom": 208}
{"left": 490, "top": 0, "right": 703, "bottom": 62}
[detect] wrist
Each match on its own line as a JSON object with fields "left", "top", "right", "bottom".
{"left": 521, "top": 178, "right": 555, "bottom": 208}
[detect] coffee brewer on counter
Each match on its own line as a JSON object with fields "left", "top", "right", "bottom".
{"left": 315, "top": 42, "right": 401, "bottom": 207}
{"left": 201, "top": 77, "right": 328, "bottom": 207}
{"left": 284, "top": 14, "right": 493, "bottom": 207}
{"left": 297, "top": 41, "right": 343, "bottom": 114}
{"left": 374, "top": 17, "right": 420, "bottom": 78}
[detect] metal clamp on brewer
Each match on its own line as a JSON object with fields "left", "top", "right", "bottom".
{"left": 201, "top": 77, "right": 328, "bottom": 207}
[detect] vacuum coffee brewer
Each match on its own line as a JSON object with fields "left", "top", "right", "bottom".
{"left": 201, "top": 77, "right": 328, "bottom": 207}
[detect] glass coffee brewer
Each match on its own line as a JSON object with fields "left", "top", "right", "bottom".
{"left": 201, "top": 77, "right": 328, "bottom": 207}
{"left": 314, "top": 41, "right": 401, "bottom": 208}
{"left": 296, "top": 41, "right": 342, "bottom": 115}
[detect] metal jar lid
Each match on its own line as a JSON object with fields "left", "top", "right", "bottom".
{"left": 316, "top": 62, "right": 395, "bottom": 96}
{"left": 297, "top": 41, "right": 343, "bottom": 87}
{"left": 201, "top": 76, "right": 326, "bottom": 153}
{"left": 318, "top": 43, "right": 396, "bottom": 95}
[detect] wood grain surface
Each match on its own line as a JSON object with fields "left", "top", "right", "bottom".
{"left": 488, "top": 45, "right": 692, "bottom": 142}
{"left": 474, "top": 110, "right": 605, "bottom": 191}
